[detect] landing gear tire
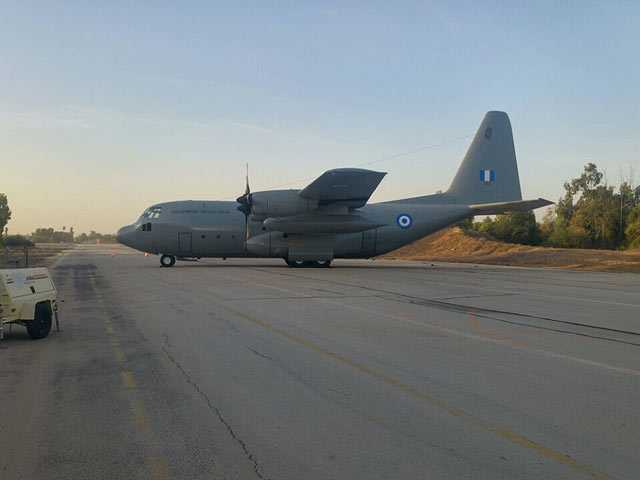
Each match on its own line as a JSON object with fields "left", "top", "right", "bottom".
{"left": 27, "top": 303, "right": 52, "bottom": 339}
{"left": 160, "top": 255, "right": 176, "bottom": 268}
{"left": 311, "top": 260, "right": 332, "bottom": 268}
{"left": 285, "top": 259, "right": 307, "bottom": 268}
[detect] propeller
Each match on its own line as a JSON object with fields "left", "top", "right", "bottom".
{"left": 236, "top": 164, "right": 252, "bottom": 244}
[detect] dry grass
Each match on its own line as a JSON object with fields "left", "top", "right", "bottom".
{"left": 0, "top": 243, "right": 73, "bottom": 269}
{"left": 378, "top": 227, "right": 640, "bottom": 273}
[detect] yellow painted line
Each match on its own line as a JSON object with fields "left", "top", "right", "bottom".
{"left": 115, "top": 350, "right": 126, "bottom": 363}
{"left": 109, "top": 336, "right": 119, "bottom": 346}
{"left": 121, "top": 371, "right": 137, "bottom": 388}
{"left": 145, "top": 270, "right": 611, "bottom": 480}
{"left": 107, "top": 326, "right": 115, "bottom": 334}
{"left": 149, "top": 456, "right": 171, "bottom": 480}
{"left": 130, "top": 394, "right": 150, "bottom": 426}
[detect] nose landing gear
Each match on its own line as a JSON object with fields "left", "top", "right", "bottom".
{"left": 160, "top": 255, "right": 176, "bottom": 267}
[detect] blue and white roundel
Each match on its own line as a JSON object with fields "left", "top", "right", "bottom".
{"left": 396, "top": 213, "right": 412, "bottom": 229}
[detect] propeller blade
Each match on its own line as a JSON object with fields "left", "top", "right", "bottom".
{"left": 245, "top": 163, "right": 250, "bottom": 195}
{"left": 236, "top": 164, "right": 252, "bottom": 250}
{"left": 236, "top": 163, "right": 252, "bottom": 214}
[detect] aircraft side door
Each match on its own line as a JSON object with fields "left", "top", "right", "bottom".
{"left": 361, "top": 228, "right": 377, "bottom": 257}
{"left": 178, "top": 232, "right": 192, "bottom": 254}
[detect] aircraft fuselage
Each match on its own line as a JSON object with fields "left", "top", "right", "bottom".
{"left": 116, "top": 199, "right": 473, "bottom": 260}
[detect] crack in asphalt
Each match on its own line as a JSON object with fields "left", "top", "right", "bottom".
{"left": 161, "top": 334, "right": 269, "bottom": 480}
{"left": 221, "top": 294, "right": 371, "bottom": 301}
{"left": 434, "top": 293, "right": 518, "bottom": 301}
{"left": 244, "top": 345, "right": 273, "bottom": 361}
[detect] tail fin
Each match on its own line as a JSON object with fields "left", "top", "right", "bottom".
{"left": 446, "top": 111, "right": 522, "bottom": 205}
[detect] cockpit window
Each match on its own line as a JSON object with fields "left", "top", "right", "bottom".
{"left": 141, "top": 206, "right": 162, "bottom": 219}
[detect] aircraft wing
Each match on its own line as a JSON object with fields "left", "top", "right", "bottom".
{"left": 469, "top": 198, "right": 553, "bottom": 215}
{"left": 299, "top": 168, "right": 387, "bottom": 208}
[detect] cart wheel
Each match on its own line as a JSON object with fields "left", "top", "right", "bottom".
{"left": 27, "top": 303, "right": 52, "bottom": 339}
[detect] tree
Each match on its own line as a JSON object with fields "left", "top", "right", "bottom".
{"left": 455, "top": 216, "right": 473, "bottom": 230}
{"left": 31, "top": 228, "right": 55, "bottom": 243}
{"left": 544, "top": 215, "right": 591, "bottom": 248}
{"left": 568, "top": 163, "right": 603, "bottom": 195}
{"left": 30, "top": 227, "right": 73, "bottom": 244}
{"left": 626, "top": 205, "right": 640, "bottom": 250}
{"left": 3, "top": 235, "right": 35, "bottom": 247}
{"left": 542, "top": 163, "right": 637, "bottom": 249}
{"left": 473, "top": 211, "right": 541, "bottom": 246}
{"left": 0, "top": 194, "right": 11, "bottom": 236}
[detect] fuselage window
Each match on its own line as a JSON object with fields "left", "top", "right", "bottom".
{"left": 142, "top": 223, "right": 147, "bottom": 231}
{"left": 147, "top": 222, "right": 152, "bottom": 231}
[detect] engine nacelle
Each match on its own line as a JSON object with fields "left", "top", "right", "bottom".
{"left": 249, "top": 190, "right": 317, "bottom": 222}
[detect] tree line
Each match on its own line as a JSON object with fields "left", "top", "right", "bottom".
{"left": 460, "top": 163, "right": 640, "bottom": 250}
{"left": 0, "top": 197, "right": 117, "bottom": 246}
{"left": 27, "top": 228, "right": 117, "bottom": 244}
{"left": 2, "top": 228, "right": 117, "bottom": 246}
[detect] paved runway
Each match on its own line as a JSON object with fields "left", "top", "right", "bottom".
{"left": 2, "top": 245, "right": 639, "bottom": 479}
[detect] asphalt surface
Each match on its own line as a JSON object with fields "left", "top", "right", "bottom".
{"left": 2, "top": 245, "right": 639, "bottom": 480}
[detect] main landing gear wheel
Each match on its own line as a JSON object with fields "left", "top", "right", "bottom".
{"left": 160, "top": 254, "right": 176, "bottom": 267}
{"left": 311, "top": 260, "right": 332, "bottom": 268}
{"left": 286, "top": 259, "right": 307, "bottom": 268}
{"left": 285, "top": 260, "right": 332, "bottom": 268}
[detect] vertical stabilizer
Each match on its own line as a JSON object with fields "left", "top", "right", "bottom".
{"left": 446, "top": 111, "right": 522, "bottom": 205}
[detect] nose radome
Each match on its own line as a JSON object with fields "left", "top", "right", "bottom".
{"left": 116, "top": 225, "right": 134, "bottom": 246}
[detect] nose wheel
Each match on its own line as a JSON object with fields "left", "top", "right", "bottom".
{"left": 160, "top": 255, "right": 176, "bottom": 267}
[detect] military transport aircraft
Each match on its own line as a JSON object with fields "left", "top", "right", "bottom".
{"left": 117, "top": 111, "right": 552, "bottom": 268}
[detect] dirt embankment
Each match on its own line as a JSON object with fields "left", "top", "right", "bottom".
{"left": 378, "top": 227, "right": 640, "bottom": 273}
{"left": 0, "top": 244, "right": 72, "bottom": 269}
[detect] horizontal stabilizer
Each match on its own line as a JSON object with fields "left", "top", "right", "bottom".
{"left": 469, "top": 198, "right": 553, "bottom": 215}
{"left": 299, "top": 168, "right": 386, "bottom": 208}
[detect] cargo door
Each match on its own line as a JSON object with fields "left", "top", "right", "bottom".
{"left": 178, "top": 233, "right": 192, "bottom": 254}
{"left": 361, "top": 228, "right": 377, "bottom": 257}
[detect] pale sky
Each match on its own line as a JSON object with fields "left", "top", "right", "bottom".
{"left": 1, "top": 1, "right": 639, "bottom": 235}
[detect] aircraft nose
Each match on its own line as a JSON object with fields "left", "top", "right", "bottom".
{"left": 116, "top": 225, "right": 135, "bottom": 247}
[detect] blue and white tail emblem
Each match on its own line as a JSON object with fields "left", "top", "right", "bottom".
{"left": 396, "top": 214, "right": 412, "bottom": 229}
{"left": 480, "top": 169, "right": 495, "bottom": 183}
